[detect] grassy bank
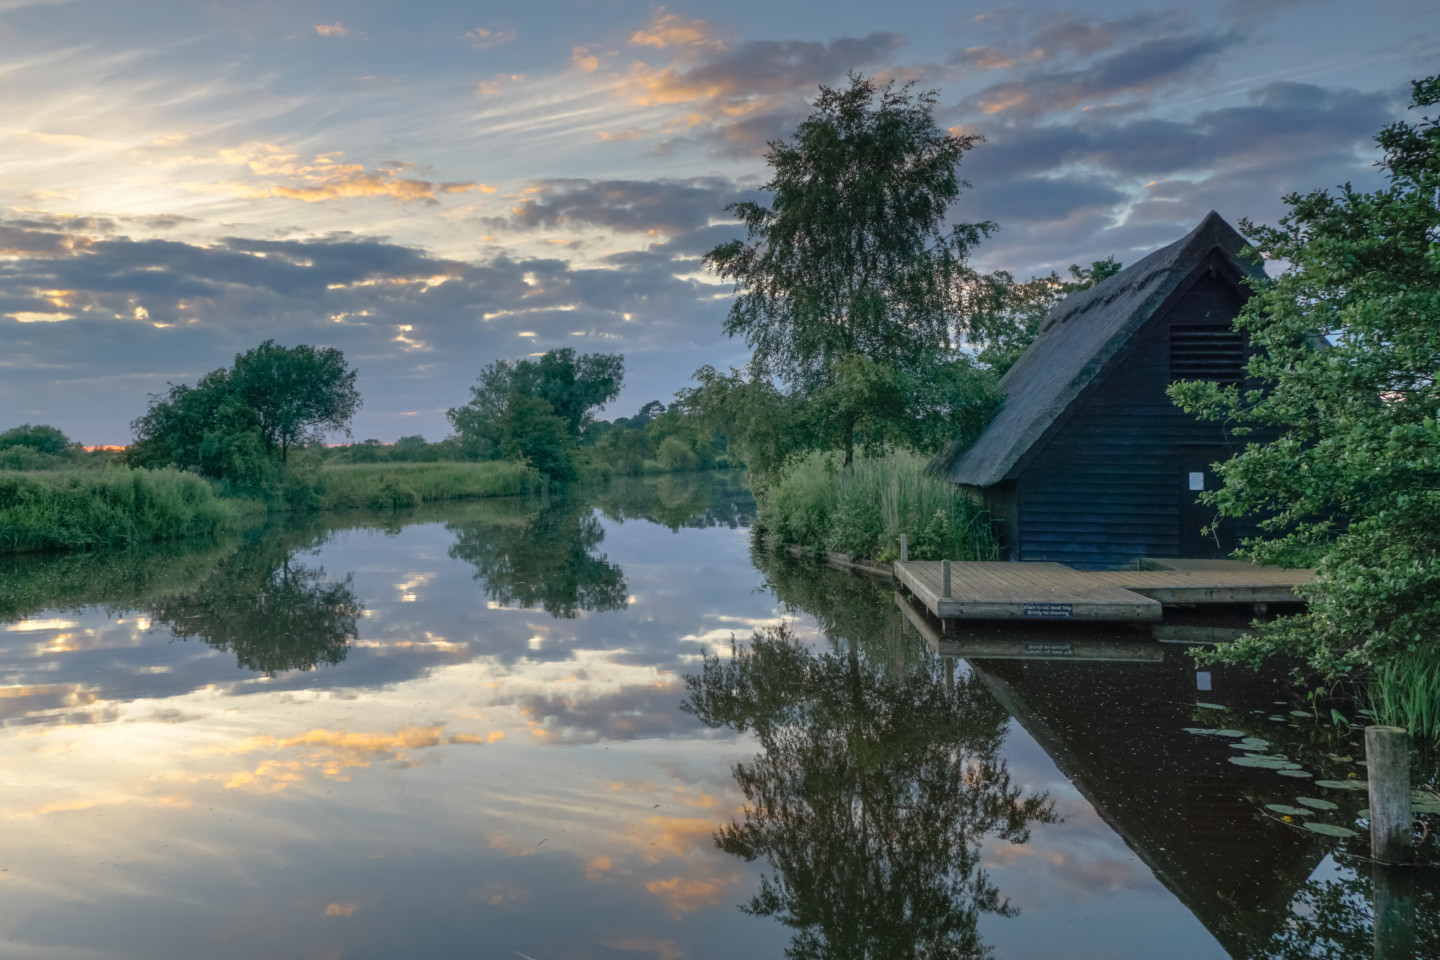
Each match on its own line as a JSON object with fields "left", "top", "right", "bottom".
{"left": 0, "top": 468, "right": 236, "bottom": 555}
{"left": 318, "top": 461, "right": 542, "bottom": 511}
{"left": 756, "top": 450, "right": 997, "bottom": 563}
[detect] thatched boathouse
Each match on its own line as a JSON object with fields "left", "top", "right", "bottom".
{"left": 934, "top": 212, "right": 1267, "bottom": 569}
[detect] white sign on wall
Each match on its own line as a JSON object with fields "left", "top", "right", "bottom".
{"left": 1188, "top": 472, "right": 1205, "bottom": 491}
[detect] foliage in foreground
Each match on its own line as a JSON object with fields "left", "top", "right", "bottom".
{"left": 0, "top": 468, "right": 235, "bottom": 554}
{"left": 1169, "top": 76, "right": 1440, "bottom": 697}
{"left": 319, "top": 461, "right": 542, "bottom": 511}
{"left": 755, "top": 450, "right": 997, "bottom": 562}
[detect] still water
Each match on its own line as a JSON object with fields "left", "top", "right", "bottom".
{"left": 2, "top": 473, "right": 1435, "bottom": 959}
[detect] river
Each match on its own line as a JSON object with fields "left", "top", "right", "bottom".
{"left": 1, "top": 472, "right": 1434, "bottom": 959}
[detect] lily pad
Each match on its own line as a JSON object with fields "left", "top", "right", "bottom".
{"left": 1297, "top": 798, "right": 1338, "bottom": 811}
{"left": 1196, "top": 703, "right": 1226, "bottom": 710}
{"left": 1266, "top": 804, "right": 1311, "bottom": 816}
{"left": 1268, "top": 715, "right": 1287, "bottom": 721}
{"left": 1211, "top": 730, "right": 1247, "bottom": 738}
{"left": 1290, "top": 710, "right": 1310, "bottom": 717}
{"left": 1231, "top": 755, "right": 1292, "bottom": 769}
{"left": 1315, "top": 779, "right": 1368, "bottom": 791}
{"left": 1303, "top": 822, "right": 1358, "bottom": 838}
{"left": 1278, "top": 769, "right": 1314, "bottom": 778}
{"left": 1232, "top": 738, "right": 1270, "bottom": 750}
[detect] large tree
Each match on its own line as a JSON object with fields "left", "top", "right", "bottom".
{"left": 447, "top": 348, "right": 623, "bottom": 480}
{"left": 1169, "top": 76, "right": 1440, "bottom": 681}
{"left": 704, "top": 74, "right": 992, "bottom": 468}
{"left": 130, "top": 341, "right": 359, "bottom": 488}
{"left": 230, "top": 340, "right": 361, "bottom": 462}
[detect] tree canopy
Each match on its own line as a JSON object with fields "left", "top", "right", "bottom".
{"left": 0, "top": 424, "right": 74, "bottom": 456}
{"left": 1170, "top": 75, "right": 1440, "bottom": 679}
{"left": 129, "top": 341, "right": 359, "bottom": 493}
{"left": 446, "top": 348, "right": 623, "bottom": 481}
{"left": 704, "top": 74, "right": 994, "bottom": 467}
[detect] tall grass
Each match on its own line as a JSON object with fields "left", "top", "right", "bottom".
{"left": 757, "top": 450, "right": 997, "bottom": 562}
{"left": 319, "top": 461, "right": 542, "bottom": 511}
{"left": 0, "top": 468, "right": 235, "bottom": 555}
{"left": 1368, "top": 653, "right": 1440, "bottom": 742}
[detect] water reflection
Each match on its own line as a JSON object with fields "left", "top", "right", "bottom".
{"left": 150, "top": 528, "right": 362, "bottom": 675}
{"left": 447, "top": 496, "right": 629, "bottom": 618}
{"left": 685, "top": 623, "right": 1056, "bottom": 958}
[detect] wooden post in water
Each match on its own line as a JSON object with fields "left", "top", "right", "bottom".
{"left": 899, "top": 534, "right": 908, "bottom": 563}
{"left": 942, "top": 559, "right": 952, "bottom": 599}
{"left": 1365, "top": 725, "right": 1413, "bottom": 865}
{"left": 1372, "top": 862, "right": 1416, "bottom": 960}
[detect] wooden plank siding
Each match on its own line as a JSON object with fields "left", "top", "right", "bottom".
{"left": 1009, "top": 263, "right": 1264, "bottom": 569}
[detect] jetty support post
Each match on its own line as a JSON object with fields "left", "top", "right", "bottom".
{"left": 942, "top": 559, "right": 952, "bottom": 599}
{"left": 1365, "top": 725, "right": 1413, "bottom": 865}
{"left": 899, "top": 534, "right": 908, "bottom": 563}
{"left": 1372, "top": 862, "right": 1416, "bottom": 960}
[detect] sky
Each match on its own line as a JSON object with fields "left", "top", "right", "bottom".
{"left": 0, "top": 0, "right": 1434, "bottom": 444}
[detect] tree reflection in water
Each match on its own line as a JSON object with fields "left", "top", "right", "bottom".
{"left": 684, "top": 623, "right": 1056, "bottom": 960}
{"left": 149, "top": 527, "right": 362, "bottom": 675}
{"left": 447, "top": 496, "right": 627, "bottom": 618}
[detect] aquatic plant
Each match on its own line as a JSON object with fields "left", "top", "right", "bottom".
{"left": 756, "top": 449, "right": 996, "bottom": 561}
{"left": 1368, "top": 652, "right": 1440, "bottom": 742}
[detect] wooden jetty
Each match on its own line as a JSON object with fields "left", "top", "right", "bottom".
{"left": 894, "top": 557, "right": 1311, "bottom": 624}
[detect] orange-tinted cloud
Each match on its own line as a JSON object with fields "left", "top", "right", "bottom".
{"left": 629, "top": 9, "right": 723, "bottom": 51}
{"left": 314, "top": 22, "right": 349, "bottom": 37}
{"left": 204, "top": 144, "right": 476, "bottom": 204}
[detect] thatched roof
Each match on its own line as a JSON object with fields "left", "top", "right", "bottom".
{"left": 933, "top": 211, "right": 1261, "bottom": 488}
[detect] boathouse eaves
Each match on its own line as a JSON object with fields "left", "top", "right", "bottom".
{"left": 933, "top": 211, "right": 1264, "bottom": 488}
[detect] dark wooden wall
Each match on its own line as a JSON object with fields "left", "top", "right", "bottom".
{"left": 1007, "top": 260, "right": 1264, "bottom": 568}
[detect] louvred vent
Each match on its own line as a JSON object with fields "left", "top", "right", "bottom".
{"left": 1170, "top": 324, "right": 1245, "bottom": 384}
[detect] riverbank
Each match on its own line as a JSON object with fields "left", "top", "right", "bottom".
{"left": 0, "top": 468, "right": 235, "bottom": 554}
{"left": 0, "top": 461, "right": 544, "bottom": 555}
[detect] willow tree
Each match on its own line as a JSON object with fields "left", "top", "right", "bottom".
{"left": 704, "top": 74, "right": 992, "bottom": 468}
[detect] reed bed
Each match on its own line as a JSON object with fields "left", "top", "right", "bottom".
{"left": 757, "top": 450, "right": 997, "bottom": 562}
{"left": 1369, "top": 653, "right": 1440, "bottom": 742}
{"left": 0, "top": 468, "right": 235, "bottom": 555}
{"left": 319, "top": 461, "right": 542, "bottom": 511}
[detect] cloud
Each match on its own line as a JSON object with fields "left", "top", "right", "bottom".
{"left": 476, "top": 73, "right": 524, "bottom": 97}
{"left": 202, "top": 144, "right": 477, "bottom": 205}
{"left": 629, "top": 8, "right": 724, "bottom": 51}
{"left": 313, "top": 22, "right": 349, "bottom": 38}
{"left": 0, "top": 213, "right": 736, "bottom": 442}
{"left": 960, "top": 33, "right": 1235, "bottom": 118}
{"left": 959, "top": 80, "right": 1397, "bottom": 275}
{"left": 494, "top": 177, "right": 744, "bottom": 242}
{"left": 603, "top": 26, "right": 905, "bottom": 155}
{"left": 465, "top": 27, "right": 517, "bottom": 49}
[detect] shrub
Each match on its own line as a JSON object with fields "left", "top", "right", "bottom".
{"left": 655, "top": 435, "right": 701, "bottom": 473}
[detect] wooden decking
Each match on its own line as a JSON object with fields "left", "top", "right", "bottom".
{"left": 894, "top": 558, "right": 1311, "bottom": 623}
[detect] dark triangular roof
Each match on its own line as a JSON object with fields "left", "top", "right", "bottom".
{"left": 934, "top": 212, "right": 1263, "bottom": 487}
